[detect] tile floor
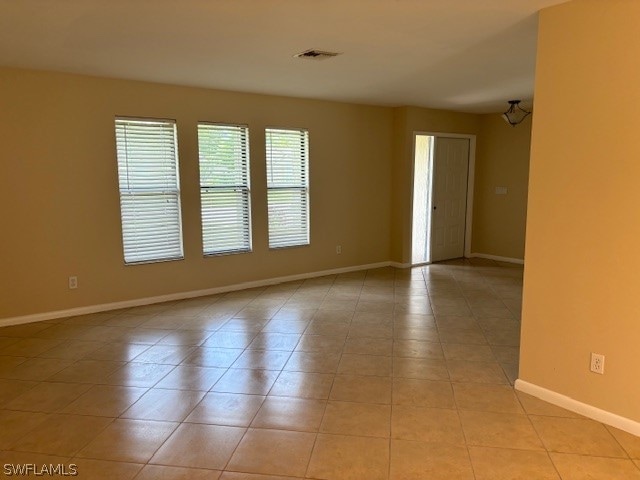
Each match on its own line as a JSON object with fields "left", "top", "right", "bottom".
{"left": 1, "top": 259, "right": 639, "bottom": 479}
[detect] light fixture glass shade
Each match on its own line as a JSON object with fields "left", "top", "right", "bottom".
{"left": 502, "top": 100, "right": 531, "bottom": 126}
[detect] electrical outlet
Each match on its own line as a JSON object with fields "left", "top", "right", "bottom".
{"left": 336, "top": 245, "right": 342, "bottom": 254}
{"left": 590, "top": 353, "right": 605, "bottom": 374}
{"left": 68, "top": 276, "right": 78, "bottom": 290}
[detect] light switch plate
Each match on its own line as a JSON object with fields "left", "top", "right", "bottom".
{"left": 495, "top": 186, "right": 508, "bottom": 195}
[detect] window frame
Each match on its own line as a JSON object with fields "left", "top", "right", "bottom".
{"left": 114, "top": 116, "right": 184, "bottom": 265}
{"left": 265, "top": 127, "right": 310, "bottom": 249}
{"left": 197, "top": 121, "right": 253, "bottom": 256}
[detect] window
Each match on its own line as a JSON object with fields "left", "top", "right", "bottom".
{"left": 197, "top": 123, "right": 252, "bottom": 255}
{"left": 114, "top": 118, "right": 183, "bottom": 264}
{"left": 265, "top": 128, "right": 310, "bottom": 248}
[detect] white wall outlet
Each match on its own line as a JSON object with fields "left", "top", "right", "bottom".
{"left": 495, "top": 186, "right": 508, "bottom": 195}
{"left": 68, "top": 276, "right": 78, "bottom": 289}
{"left": 336, "top": 245, "right": 342, "bottom": 254}
{"left": 590, "top": 352, "right": 605, "bottom": 374}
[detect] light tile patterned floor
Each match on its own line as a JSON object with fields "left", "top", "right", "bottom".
{"left": 1, "top": 258, "right": 639, "bottom": 479}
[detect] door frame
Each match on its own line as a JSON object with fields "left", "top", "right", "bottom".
{"left": 410, "top": 131, "right": 476, "bottom": 263}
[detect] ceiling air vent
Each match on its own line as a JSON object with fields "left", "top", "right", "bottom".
{"left": 294, "top": 49, "right": 341, "bottom": 60}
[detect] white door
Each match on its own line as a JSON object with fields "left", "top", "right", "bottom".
{"left": 430, "top": 137, "right": 470, "bottom": 262}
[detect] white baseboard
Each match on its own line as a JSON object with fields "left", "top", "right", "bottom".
{"left": 0, "top": 261, "right": 392, "bottom": 328}
{"left": 515, "top": 379, "right": 640, "bottom": 437}
{"left": 389, "top": 261, "right": 412, "bottom": 268}
{"left": 470, "top": 253, "right": 525, "bottom": 265}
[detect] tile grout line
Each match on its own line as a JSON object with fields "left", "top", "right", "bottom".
{"left": 303, "top": 270, "right": 361, "bottom": 479}
{"left": 449, "top": 261, "right": 481, "bottom": 480}
{"left": 214, "top": 281, "right": 296, "bottom": 475}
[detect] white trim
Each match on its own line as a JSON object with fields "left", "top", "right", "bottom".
{"left": 0, "top": 261, "right": 392, "bottom": 328}
{"left": 410, "top": 131, "right": 477, "bottom": 264}
{"left": 515, "top": 379, "right": 640, "bottom": 437}
{"left": 389, "top": 261, "right": 412, "bottom": 269}
{"left": 408, "top": 134, "right": 419, "bottom": 265}
{"left": 464, "top": 137, "right": 476, "bottom": 259}
{"left": 469, "top": 253, "right": 524, "bottom": 265}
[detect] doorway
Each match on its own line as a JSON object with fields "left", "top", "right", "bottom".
{"left": 411, "top": 133, "right": 474, "bottom": 265}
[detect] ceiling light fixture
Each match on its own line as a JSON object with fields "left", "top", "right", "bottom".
{"left": 502, "top": 100, "right": 531, "bottom": 126}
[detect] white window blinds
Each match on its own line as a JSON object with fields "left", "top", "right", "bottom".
{"left": 265, "top": 128, "right": 309, "bottom": 248}
{"left": 198, "top": 123, "right": 252, "bottom": 255}
{"left": 115, "top": 118, "right": 184, "bottom": 264}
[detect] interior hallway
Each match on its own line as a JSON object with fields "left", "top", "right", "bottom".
{"left": 0, "top": 259, "right": 639, "bottom": 479}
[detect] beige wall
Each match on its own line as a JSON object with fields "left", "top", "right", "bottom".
{"left": 471, "top": 113, "right": 531, "bottom": 260}
{"left": 0, "top": 67, "right": 533, "bottom": 320}
{"left": 390, "top": 106, "right": 480, "bottom": 264}
{"left": 0, "top": 68, "right": 393, "bottom": 318}
{"left": 521, "top": 0, "right": 640, "bottom": 421}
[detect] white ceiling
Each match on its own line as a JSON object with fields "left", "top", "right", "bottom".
{"left": 0, "top": 0, "right": 567, "bottom": 113}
